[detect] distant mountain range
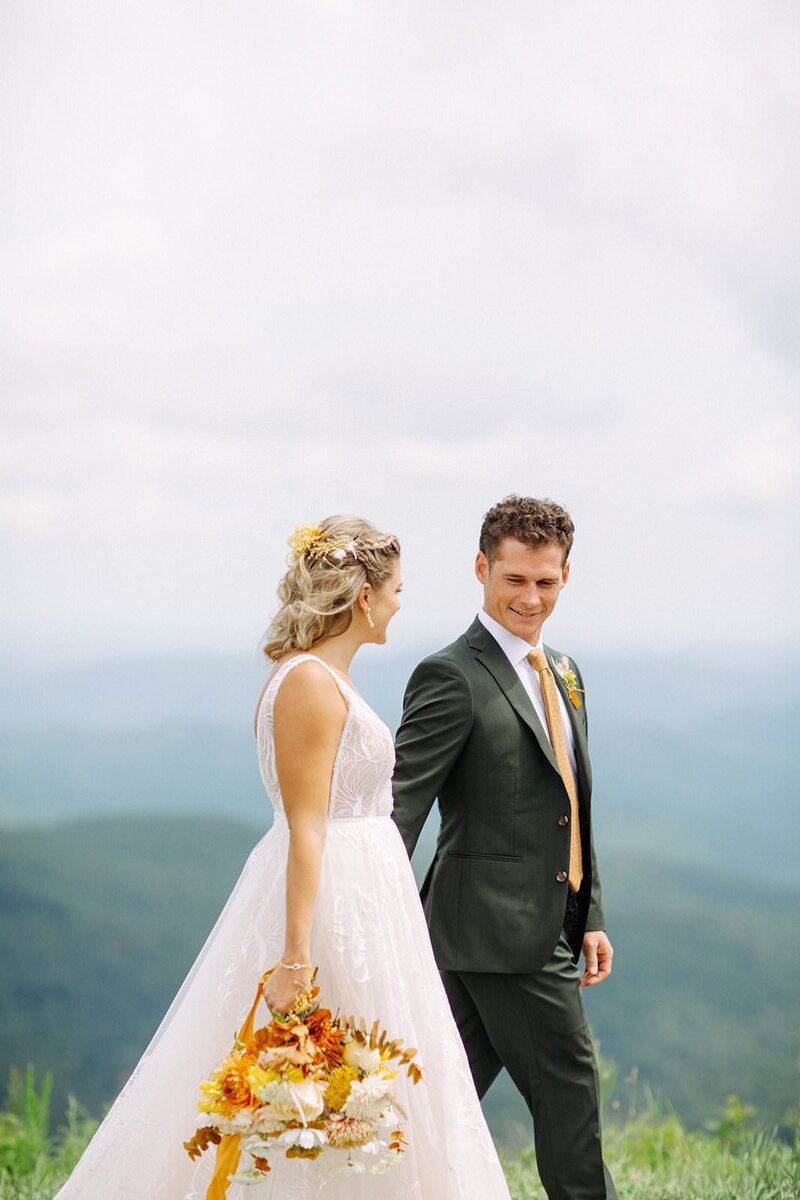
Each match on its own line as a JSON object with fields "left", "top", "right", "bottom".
{"left": 2, "top": 649, "right": 797, "bottom": 886}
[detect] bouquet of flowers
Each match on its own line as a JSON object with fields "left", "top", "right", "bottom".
{"left": 184, "top": 968, "right": 423, "bottom": 1198}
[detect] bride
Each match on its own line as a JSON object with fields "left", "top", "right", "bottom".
{"left": 54, "top": 516, "right": 511, "bottom": 1199}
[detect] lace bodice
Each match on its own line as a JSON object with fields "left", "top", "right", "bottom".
{"left": 256, "top": 654, "right": 395, "bottom": 820}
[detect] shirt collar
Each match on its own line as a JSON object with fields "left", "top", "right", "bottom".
{"left": 477, "top": 608, "right": 543, "bottom": 667}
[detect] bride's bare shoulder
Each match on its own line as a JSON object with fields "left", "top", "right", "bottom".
{"left": 255, "top": 655, "right": 345, "bottom": 736}
{"left": 274, "top": 657, "right": 347, "bottom": 745}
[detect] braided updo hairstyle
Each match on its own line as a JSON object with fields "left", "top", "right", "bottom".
{"left": 262, "top": 516, "right": 401, "bottom": 662}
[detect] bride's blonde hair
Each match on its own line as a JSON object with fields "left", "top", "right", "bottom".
{"left": 262, "top": 515, "right": 401, "bottom": 661}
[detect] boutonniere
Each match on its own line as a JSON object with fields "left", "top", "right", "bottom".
{"left": 552, "top": 655, "right": 585, "bottom": 709}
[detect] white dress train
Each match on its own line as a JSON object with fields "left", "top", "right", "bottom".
{"left": 54, "top": 653, "right": 511, "bottom": 1199}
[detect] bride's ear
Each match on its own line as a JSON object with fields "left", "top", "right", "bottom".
{"left": 357, "top": 583, "right": 372, "bottom": 615}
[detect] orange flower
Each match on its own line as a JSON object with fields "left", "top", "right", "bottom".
{"left": 200, "top": 1053, "right": 260, "bottom": 1115}
{"left": 306, "top": 1010, "right": 345, "bottom": 1069}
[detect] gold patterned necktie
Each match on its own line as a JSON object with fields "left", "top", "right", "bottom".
{"left": 526, "top": 648, "right": 584, "bottom": 892}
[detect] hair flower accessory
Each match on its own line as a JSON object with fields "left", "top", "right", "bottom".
{"left": 288, "top": 525, "right": 359, "bottom": 564}
{"left": 330, "top": 540, "right": 359, "bottom": 562}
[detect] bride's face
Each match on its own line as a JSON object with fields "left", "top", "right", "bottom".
{"left": 365, "top": 557, "right": 403, "bottom": 644}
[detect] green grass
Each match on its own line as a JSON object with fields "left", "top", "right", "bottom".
{"left": 0, "top": 1068, "right": 97, "bottom": 1200}
{"left": 1, "top": 1068, "right": 797, "bottom": 1200}
{"left": 502, "top": 1110, "right": 800, "bottom": 1199}
{"left": 499, "top": 1063, "right": 800, "bottom": 1198}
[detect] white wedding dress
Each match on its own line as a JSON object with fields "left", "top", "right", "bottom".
{"left": 54, "top": 653, "right": 511, "bottom": 1199}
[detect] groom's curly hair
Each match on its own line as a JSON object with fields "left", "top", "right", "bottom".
{"left": 479, "top": 495, "right": 575, "bottom": 565}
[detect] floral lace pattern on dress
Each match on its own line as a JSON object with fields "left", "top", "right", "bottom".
{"left": 256, "top": 655, "right": 395, "bottom": 820}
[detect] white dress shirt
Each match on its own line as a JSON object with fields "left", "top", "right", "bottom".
{"left": 477, "top": 608, "right": 579, "bottom": 782}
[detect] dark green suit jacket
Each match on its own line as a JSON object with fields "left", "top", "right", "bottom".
{"left": 391, "top": 616, "right": 606, "bottom": 974}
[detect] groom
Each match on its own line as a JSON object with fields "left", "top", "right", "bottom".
{"left": 392, "top": 495, "right": 617, "bottom": 1200}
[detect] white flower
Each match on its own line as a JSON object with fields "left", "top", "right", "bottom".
{"left": 372, "top": 1147, "right": 403, "bottom": 1173}
{"left": 343, "top": 1074, "right": 395, "bottom": 1120}
{"left": 330, "top": 539, "right": 358, "bottom": 562}
{"left": 209, "top": 1109, "right": 256, "bottom": 1135}
{"left": 240, "top": 1133, "right": 270, "bottom": 1156}
{"left": 259, "top": 1078, "right": 324, "bottom": 1124}
{"left": 227, "top": 1161, "right": 270, "bottom": 1186}
{"left": 343, "top": 1041, "right": 381, "bottom": 1074}
{"left": 359, "top": 1139, "right": 383, "bottom": 1155}
{"left": 376, "top": 1105, "right": 403, "bottom": 1128}
{"left": 277, "top": 1126, "right": 328, "bottom": 1150}
{"left": 249, "top": 1107, "right": 285, "bottom": 1134}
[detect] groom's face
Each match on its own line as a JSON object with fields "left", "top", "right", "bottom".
{"left": 475, "top": 538, "right": 569, "bottom": 644}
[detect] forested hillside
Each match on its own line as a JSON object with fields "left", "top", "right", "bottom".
{"left": 1, "top": 817, "right": 796, "bottom": 1149}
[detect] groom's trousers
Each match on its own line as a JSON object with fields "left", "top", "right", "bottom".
{"left": 440, "top": 927, "right": 617, "bottom": 1200}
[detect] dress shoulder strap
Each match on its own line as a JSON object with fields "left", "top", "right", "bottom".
{"left": 264, "top": 653, "right": 354, "bottom": 710}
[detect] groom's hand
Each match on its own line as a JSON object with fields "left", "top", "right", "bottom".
{"left": 580, "top": 931, "right": 613, "bottom": 987}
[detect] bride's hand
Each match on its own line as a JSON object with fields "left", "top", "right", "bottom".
{"left": 262, "top": 963, "right": 312, "bottom": 1015}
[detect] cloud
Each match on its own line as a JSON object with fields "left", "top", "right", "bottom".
{"left": 1, "top": 1, "right": 798, "bottom": 657}
{"left": 678, "top": 414, "right": 799, "bottom": 507}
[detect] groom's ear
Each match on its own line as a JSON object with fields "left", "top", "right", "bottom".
{"left": 475, "top": 551, "right": 489, "bottom": 583}
{"left": 561, "top": 559, "right": 571, "bottom": 586}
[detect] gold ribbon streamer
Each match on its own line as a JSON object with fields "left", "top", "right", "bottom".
{"left": 207, "top": 1135, "right": 242, "bottom": 1200}
{"left": 205, "top": 970, "right": 273, "bottom": 1200}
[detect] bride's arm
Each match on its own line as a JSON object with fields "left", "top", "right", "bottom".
{"left": 262, "top": 661, "right": 346, "bottom": 1014}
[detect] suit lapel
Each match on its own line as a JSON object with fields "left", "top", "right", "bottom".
{"left": 466, "top": 619, "right": 560, "bottom": 775}
{"left": 546, "top": 647, "right": 593, "bottom": 801}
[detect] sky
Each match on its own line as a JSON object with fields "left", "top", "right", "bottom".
{"left": 2, "top": 1, "right": 799, "bottom": 666}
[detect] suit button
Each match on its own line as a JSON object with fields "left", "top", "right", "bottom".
{"left": 556, "top": 870, "right": 568, "bottom": 883}
{"left": 558, "top": 815, "right": 569, "bottom": 826}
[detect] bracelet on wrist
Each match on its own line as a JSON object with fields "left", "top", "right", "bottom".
{"left": 279, "top": 959, "right": 313, "bottom": 971}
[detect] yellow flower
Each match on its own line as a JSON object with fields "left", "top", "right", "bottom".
{"left": 254, "top": 1062, "right": 282, "bottom": 1084}
{"left": 554, "top": 656, "right": 585, "bottom": 710}
{"left": 287, "top": 524, "right": 353, "bottom": 563}
{"left": 287, "top": 524, "right": 322, "bottom": 559}
{"left": 325, "top": 1064, "right": 359, "bottom": 1111}
{"left": 246, "top": 1063, "right": 270, "bottom": 1093}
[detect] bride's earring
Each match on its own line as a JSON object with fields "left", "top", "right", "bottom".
{"left": 366, "top": 605, "right": 375, "bottom": 629}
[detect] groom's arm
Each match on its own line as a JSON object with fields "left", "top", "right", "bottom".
{"left": 573, "top": 658, "right": 614, "bottom": 985}
{"left": 575, "top": 659, "right": 606, "bottom": 933}
{"left": 578, "top": 657, "right": 604, "bottom": 926}
{"left": 585, "top": 833, "right": 606, "bottom": 933}
{"left": 391, "top": 655, "right": 474, "bottom": 858}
